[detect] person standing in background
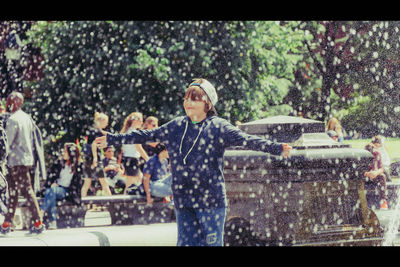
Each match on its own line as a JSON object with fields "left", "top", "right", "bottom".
{"left": 81, "top": 112, "right": 112, "bottom": 197}
{"left": 118, "top": 112, "right": 149, "bottom": 194}
{"left": 1, "top": 91, "right": 44, "bottom": 235}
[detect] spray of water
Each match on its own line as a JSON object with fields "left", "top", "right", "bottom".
{"left": 382, "top": 187, "right": 400, "bottom": 246}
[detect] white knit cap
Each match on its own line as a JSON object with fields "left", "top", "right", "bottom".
{"left": 189, "top": 79, "right": 218, "bottom": 106}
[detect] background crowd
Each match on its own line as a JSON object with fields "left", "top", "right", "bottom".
{"left": 0, "top": 92, "right": 172, "bottom": 232}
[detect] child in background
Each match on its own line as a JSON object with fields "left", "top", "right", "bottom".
{"left": 81, "top": 112, "right": 111, "bottom": 197}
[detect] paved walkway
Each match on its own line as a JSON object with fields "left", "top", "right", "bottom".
{"left": 1, "top": 202, "right": 400, "bottom": 246}
{"left": 0, "top": 210, "right": 177, "bottom": 246}
{"left": 0, "top": 222, "right": 178, "bottom": 246}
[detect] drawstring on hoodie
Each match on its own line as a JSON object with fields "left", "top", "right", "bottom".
{"left": 179, "top": 120, "right": 204, "bottom": 165}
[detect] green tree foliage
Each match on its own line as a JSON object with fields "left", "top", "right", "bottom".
{"left": 26, "top": 20, "right": 309, "bottom": 149}
{"left": 342, "top": 21, "right": 400, "bottom": 137}
{"left": 294, "top": 21, "right": 400, "bottom": 137}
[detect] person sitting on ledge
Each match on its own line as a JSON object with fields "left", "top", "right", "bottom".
{"left": 364, "top": 142, "right": 388, "bottom": 210}
{"left": 40, "top": 143, "right": 84, "bottom": 229}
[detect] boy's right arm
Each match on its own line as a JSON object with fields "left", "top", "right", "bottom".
{"left": 103, "top": 120, "right": 174, "bottom": 146}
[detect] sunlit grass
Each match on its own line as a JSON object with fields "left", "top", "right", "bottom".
{"left": 344, "top": 138, "right": 400, "bottom": 162}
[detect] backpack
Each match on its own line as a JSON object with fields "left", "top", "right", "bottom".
{"left": 29, "top": 116, "right": 47, "bottom": 194}
{"left": 0, "top": 119, "right": 9, "bottom": 163}
{"left": 0, "top": 171, "right": 8, "bottom": 215}
{"left": 0, "top": 119, "right": 9, "bottom": 215}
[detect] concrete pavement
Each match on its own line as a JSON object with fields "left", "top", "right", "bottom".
{"left": 0, "top": 210, "right": 177, "bottom": 246}
{"left": 0, "top": 223, "right": 178, "bottom": 246}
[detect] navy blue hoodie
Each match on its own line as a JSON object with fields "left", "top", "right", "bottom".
{"left": 106, "top": 115, "right": 283, "bottom": 209}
